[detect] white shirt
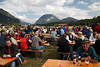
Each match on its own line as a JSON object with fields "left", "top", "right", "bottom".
{"left": 89, "top": 34, "right": 96, "bottom": 42}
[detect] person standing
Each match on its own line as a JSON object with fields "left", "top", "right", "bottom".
{"left": 51, "top": 28, "right": 58, "bottom": 39}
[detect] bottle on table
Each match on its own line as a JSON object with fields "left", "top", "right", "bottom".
{"left": 77, "top": 56, "right": 81, "bottom": 66}
{"left": 85, "top": 60, "right": 89, "bottom": 65}
{"left": 73, "top": 52, "right": 76, "bottom": 64}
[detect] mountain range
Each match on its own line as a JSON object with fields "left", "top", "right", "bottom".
{"left": 35, "top": 14, "right": 78, "bottom": 24}
{"left": 60, "top": 17, "right": 78, "bottom": 22}
{"left": 0, "top": 8, "right": 78, "bottom": 25}
{"left": 35, "top": 14, "right": 60, "bottom": 24}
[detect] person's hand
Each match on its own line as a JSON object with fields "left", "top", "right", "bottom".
{"left": 81, "top": 56, "right": 91, "bottom": 61}
{"left": 81, "top": 58, "right": 85, "bottom": 61}
{"left": 3, "top": 54, "right": 7, "bottom": 58}
{"left": 6, "top": 54, "right": 11, "bottom": 57}
{"left": 3, "top": 54, "right": 11, "bottom": 58}
{"left": 86, "top": 56, "right": 91, "bottom": 61}
{"left": 29, "top": 40, "right": 32, "bottom": 43}
{"left": 42, "top": 40, "right": 47, "bottom": 43}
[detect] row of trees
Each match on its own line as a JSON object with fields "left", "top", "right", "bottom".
{"left": 44, "top": 16, "right": 100, "bottom": 26}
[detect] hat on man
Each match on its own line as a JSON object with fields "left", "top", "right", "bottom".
{"left": 78, "top": 31, "right": 82, "bottom": 35}
{"left": 81, "top": 37, "right": 90, "bottom": 44}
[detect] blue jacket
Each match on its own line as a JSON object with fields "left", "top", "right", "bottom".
{"left": 76, "top": 46, "right": 97, "bottom": 59}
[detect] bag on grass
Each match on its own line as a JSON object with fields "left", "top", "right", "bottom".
{"left": 16, "top": 53, "right": 24, "bottom": 64}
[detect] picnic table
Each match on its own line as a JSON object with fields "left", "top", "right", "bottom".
{"left": 42, "top": 40, "right": 50, "bottom": 46}
{"left": 42, "top": 59, "right": 100, "bottom": 67}
{"left": 44, "top": 34, "right": 51, "bottom": 38}
{"left": 0, "top": 57, "right": 16, "bottom": 66}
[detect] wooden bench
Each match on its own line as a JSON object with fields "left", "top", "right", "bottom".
{"left": 21, "top": 49, "right": 43, "bottom": 58}
{"left": 21, "top": 49, "right": 43, "bottom": 52}
{"left": 51, "top": 39, "right": 58, "bottom": 42}
{"left": 58, "top": 52, "right": 70, "bottom": 60}
{"left": 58, "top": 52, "right": 69, "bottom": 55}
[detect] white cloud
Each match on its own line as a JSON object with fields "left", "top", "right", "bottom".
{"left": 65, "top": 0, "right": 74, "bottom": 4}
{"left": 88, "top": 2, "right": 100, "bottom": 11}
{"left": 89, "top": 0, "right": 100, "bottom": 2}
{"left": 50, "top": 6, "right": 90, "bottom": 19}
{"left": 15, "top": 14, "right": 37, "bottom": 24}
{"left": 78, "top": 1, "right": 88, "bottom": 5}
{"left": 0, "top": 0, "right": 92, "bottom": 23}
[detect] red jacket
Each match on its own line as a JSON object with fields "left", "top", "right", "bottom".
{"left": 95, "top": 25, "right": 100, "bottom": 33}
{"left": 20, "top": 37, "right": 28, "bottom": 50}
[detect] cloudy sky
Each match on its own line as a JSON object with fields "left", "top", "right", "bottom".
{"left": 0, "top": 0, "right": 100, "bottom": 24}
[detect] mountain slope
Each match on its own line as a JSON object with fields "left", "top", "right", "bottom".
{"left": 0, "top": 8, "right": 21, "bottom": 24}
{"left": 35, "top": 14, "right": 60, "bottom": 24}
{"left": 60, "top": 17, "right": 78, "bottom": 22}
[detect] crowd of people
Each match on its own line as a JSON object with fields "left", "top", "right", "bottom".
{"left": 0, "top": 25, "right": 47, "bottom": 67}
{"left": 0, "top": 23, "right": 99, "bottom": 67}
{"left": 50, "top": 23, "right": 100, "bottom": 61}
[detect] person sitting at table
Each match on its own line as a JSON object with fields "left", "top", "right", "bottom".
{"left": 17, "top": 34, "right": 29, "bottom": 50}
{"left": 73, "top": 32, "right": 84, "bottom": 51}
{"left": 76, "top": 38, "right": 98, "bottom": 61}
{"left": 60, "top": 27, "right": 65, "bottom": 36}
{"left": 30, "top": 33, "right": 45, "bottom": 56}
{"left": 0, "top": 39, "right": 18, "bottom": 67}
{"left": 38, "top": 29, "right": 44, "bottom": 40}
{"left": 77, "top": 32, "right": 85, "bottom": 40}
{"left": 94, "top": 34, "right": 100, "bottom": 54}
{"left": 29, "top": 31, "right": 35, "bottom": 40}
{"left": 51, "top": 28, "right": 58, "bottom": 39}
{"left": 73, "top": 36, "right": 82, "bottom": 51}
{"left": 10, "top": 35, "right": 18, "bottom": 46}
{"left": 89, "top": 32, "right": 98, "bottom": 44}
{"left": 57, "top": 34, "right": 70, "bottom": 59}
{"left": 0, "top": 31, "right": 9, "bottom": 50}
{"left": 66, "top": 31, "right": 76, "bottom": 43}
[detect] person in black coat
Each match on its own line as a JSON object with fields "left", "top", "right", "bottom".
{"left": 0, "top": 39, "right": 18, "bottom": 67}
{"left": 57, "top": 34, "right": 70, "bottom": 52}
{"left": 0, "top": 39, "right": 18, "bottom": 57}
{"left": 94, "top": 34, "right": 100, "bottom": 54}
{"left": 57, "top": 34, "right": 70, "bottom": 59}
{"left": 0, "top": 31, "right": 9, "bottom": 50}
{"left": 73, "top": 36, "right": 82, "bottom": 51}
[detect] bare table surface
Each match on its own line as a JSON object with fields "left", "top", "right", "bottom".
{"left": 42, "top": 59, "right": 100, "bottom": 67}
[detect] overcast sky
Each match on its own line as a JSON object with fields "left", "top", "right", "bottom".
{"left": 0, "top": 0, "right": 100, "bottom": 24}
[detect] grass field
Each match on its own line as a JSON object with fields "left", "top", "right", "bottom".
{"left": 19, "top": 45, "right": 59, "bottom": 67}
